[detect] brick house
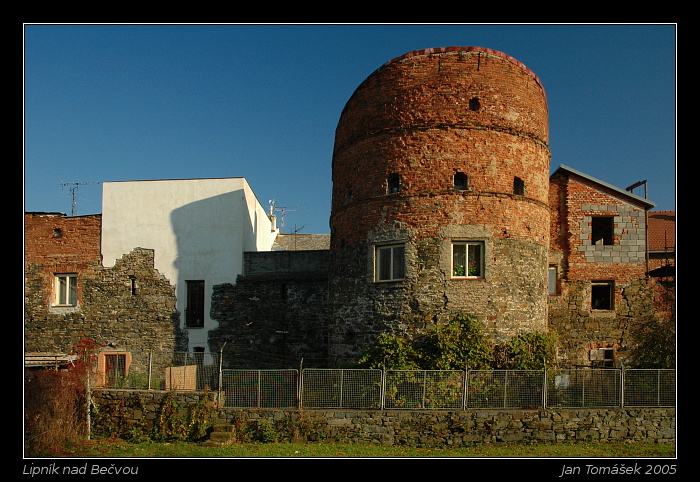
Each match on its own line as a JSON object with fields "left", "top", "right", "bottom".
{"left": 24, "top": 212, "right": 183, "bottom": 387}
{"left": 547, "top": 165, "right": 671, "bottom": 367}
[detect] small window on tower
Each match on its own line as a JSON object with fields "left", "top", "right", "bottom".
{"left": 469, "top": 97, "right": 481, "bottom": 111}
{"left": 513, "top": 177, "right": 525, "bottom": 196}
{"left": 185, "top": 280, "right": 205, "bottom": 328}
{"left": 454, "top": 172, "right": 468, "bottom": 191}
{"left": 548, "top": 266, "right": 558, "bottom": 294}
{"left": 387, "top": 174, "right": 401, "bottom": 194}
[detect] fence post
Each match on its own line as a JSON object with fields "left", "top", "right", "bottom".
{"left": 542, "top": 363, "right": 547, "bottom": 409}
{"left": 380, "top": 363, "right": 386, "bottom": 410}
{"left": 217, "top": 343, "right": 226, "bottom": 406}
{"left": 620, "top": 364, "right": 625, "bottom": 408}
{"left": 146, "top": 349, "right": 152, "bottom": 390}
{"left": 462, "top": 363, "right": 468, "bottom": 410}
{"left": 298, "top": 358, "right": 304, "bottom": 410}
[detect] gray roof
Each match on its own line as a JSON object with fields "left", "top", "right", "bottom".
{"left": 272, "top": 233, "right": 330, "bottom": 251}
{"left": 551, "top": 164, "right": 656, "bottom": 209}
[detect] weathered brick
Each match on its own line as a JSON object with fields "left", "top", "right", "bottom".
{"left": 328, "top": 48, "right": 551, "bottom": 365}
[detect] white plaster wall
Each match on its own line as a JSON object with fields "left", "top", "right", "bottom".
{"left": 101, "top": 178, "right": 276, "bottom": 351}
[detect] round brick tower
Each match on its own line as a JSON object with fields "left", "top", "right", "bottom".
{"left": 328, "top": 47, "right": 551, "bottom": 366}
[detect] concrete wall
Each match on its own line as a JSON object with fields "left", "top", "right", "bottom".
{"left": 101, "top": 178, "right": 276, "bottom": 351}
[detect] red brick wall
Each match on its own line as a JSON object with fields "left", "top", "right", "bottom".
{"left": 550, "top": 174, "right": 648, "bottom": 283}
{"left": 332, "top": 47, "right": 550, "bottom": 247}
{"left": 328, "top": 48, "right": 552, "bottom": 365}
{"left": 24, "top": 212, "right": 102, "bottom": 308}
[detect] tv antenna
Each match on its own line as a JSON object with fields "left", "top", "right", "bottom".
{"left": 60, "top": 180, "right": 102, "bottom": 216}
{"left": 268, "top": 199, "right": 307, "bottom": 231}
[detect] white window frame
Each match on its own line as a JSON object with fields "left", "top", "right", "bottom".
{"left": 53, "top": 273, "right": 77, "bottom": 306}
{"left": 375, "top": 244, "right": 405, "bottom": 282}
{"left": 451, "top": 241, "right": 484, "bottom": 278}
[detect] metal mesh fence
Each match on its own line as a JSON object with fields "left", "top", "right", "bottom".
{"left": 467, "top": 370, "right": 546, "bottom": 409}
{"left": 623, "top": 369, "right": 675, "bottom": 407}
{"left": 301, "top": 369, "right": 382, "bottom": 409}
{"left": 92, "top": 354, "right": 674, "bottom": 410}
{"left": 385, "top": 370, "right": 465, "bottom": 409}
{"left": 546, "top": 369, "right": 622, "bottom": 407}
{"left": 221, "top": 370, "right": 298, "bottom": 408}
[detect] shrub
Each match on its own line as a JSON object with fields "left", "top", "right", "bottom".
{"left": 355, "top": 314, "right": 558, "bottom": 371}
{"left": 24, "top": 365, "right": 89, "bottom": 456}
{"left": 419, "top": 314, "right": 493, "bottom": 370}
{"left": 356, "top": 334, "right": 420, "bottom": 370}
{"left": 493, "top": 331, "right": 558, "bottom": 370}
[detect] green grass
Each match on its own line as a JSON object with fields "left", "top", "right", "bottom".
{"left": 61, "top": 439, "right": 675, "bottom": 458}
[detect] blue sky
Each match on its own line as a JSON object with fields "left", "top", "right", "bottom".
{"left": 24, "top": 24, "right": 676, "bottom": 234}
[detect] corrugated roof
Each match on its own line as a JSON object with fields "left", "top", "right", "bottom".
{"left": 25, "top": 352, "right": 78, "bottom": 368}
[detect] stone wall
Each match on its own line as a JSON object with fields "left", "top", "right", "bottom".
{"left": 25, "top": 212, "right": 184, "bottom": 380}
{"left": 208, "top": 250, "right": 331, "bottom": 368}
{"left": 548, "top": 278, "right": 668, "bottom": 367}
{"left": 91, "top": 389, "right": 675, "bottom": 447}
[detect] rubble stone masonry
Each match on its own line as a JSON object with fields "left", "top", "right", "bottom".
{"left": 329, "top": 47, "right": 551, "bottom": 366}
{"left": 24, "top": 213, "right": 184, "bottom": 380}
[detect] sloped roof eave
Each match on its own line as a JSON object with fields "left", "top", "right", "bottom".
{"left": 551, "top": 164, "right": 656, "bottom": 210}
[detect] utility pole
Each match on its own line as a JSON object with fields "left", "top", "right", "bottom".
{"left": 626, "top": 180, "right": 649, "bottom": 276}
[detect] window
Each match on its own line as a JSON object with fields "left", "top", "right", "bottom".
{"left": 185, "top": 280, "right": 205, "bottom": 327}
{"left": 591, "top": 216, "right": 614, "bottom": 245}
{"left": 454, "top": 172, "right": 468, "bottom": 191}
{"left": 590, "top": 347, "right": 615, "bottom": 368}
{"left": 53, "top": 273, "right": 77, "bottom": 306}
{"left": 452, "top": 242, "right": 484, "bottom": 278}
{"left": 387, "top": 173, "right": 401, "bottom": 194}
{"left": 548, "top": 266, "right": 558, "bottom": 294}
{"left": 375, "top": 245, "right": 405, "bottom": 282}
{"left": 469, "top": 97, "right": 481, "bottom": 111}
{"left": 513, "top": 177, "right": 525, "bottom": 196}
{"left": 591, "top": 281, "right": 614, "bottom": 310}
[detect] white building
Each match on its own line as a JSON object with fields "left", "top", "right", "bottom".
{"left": 101, "top": 178, "right": 278, "bottom": 352}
